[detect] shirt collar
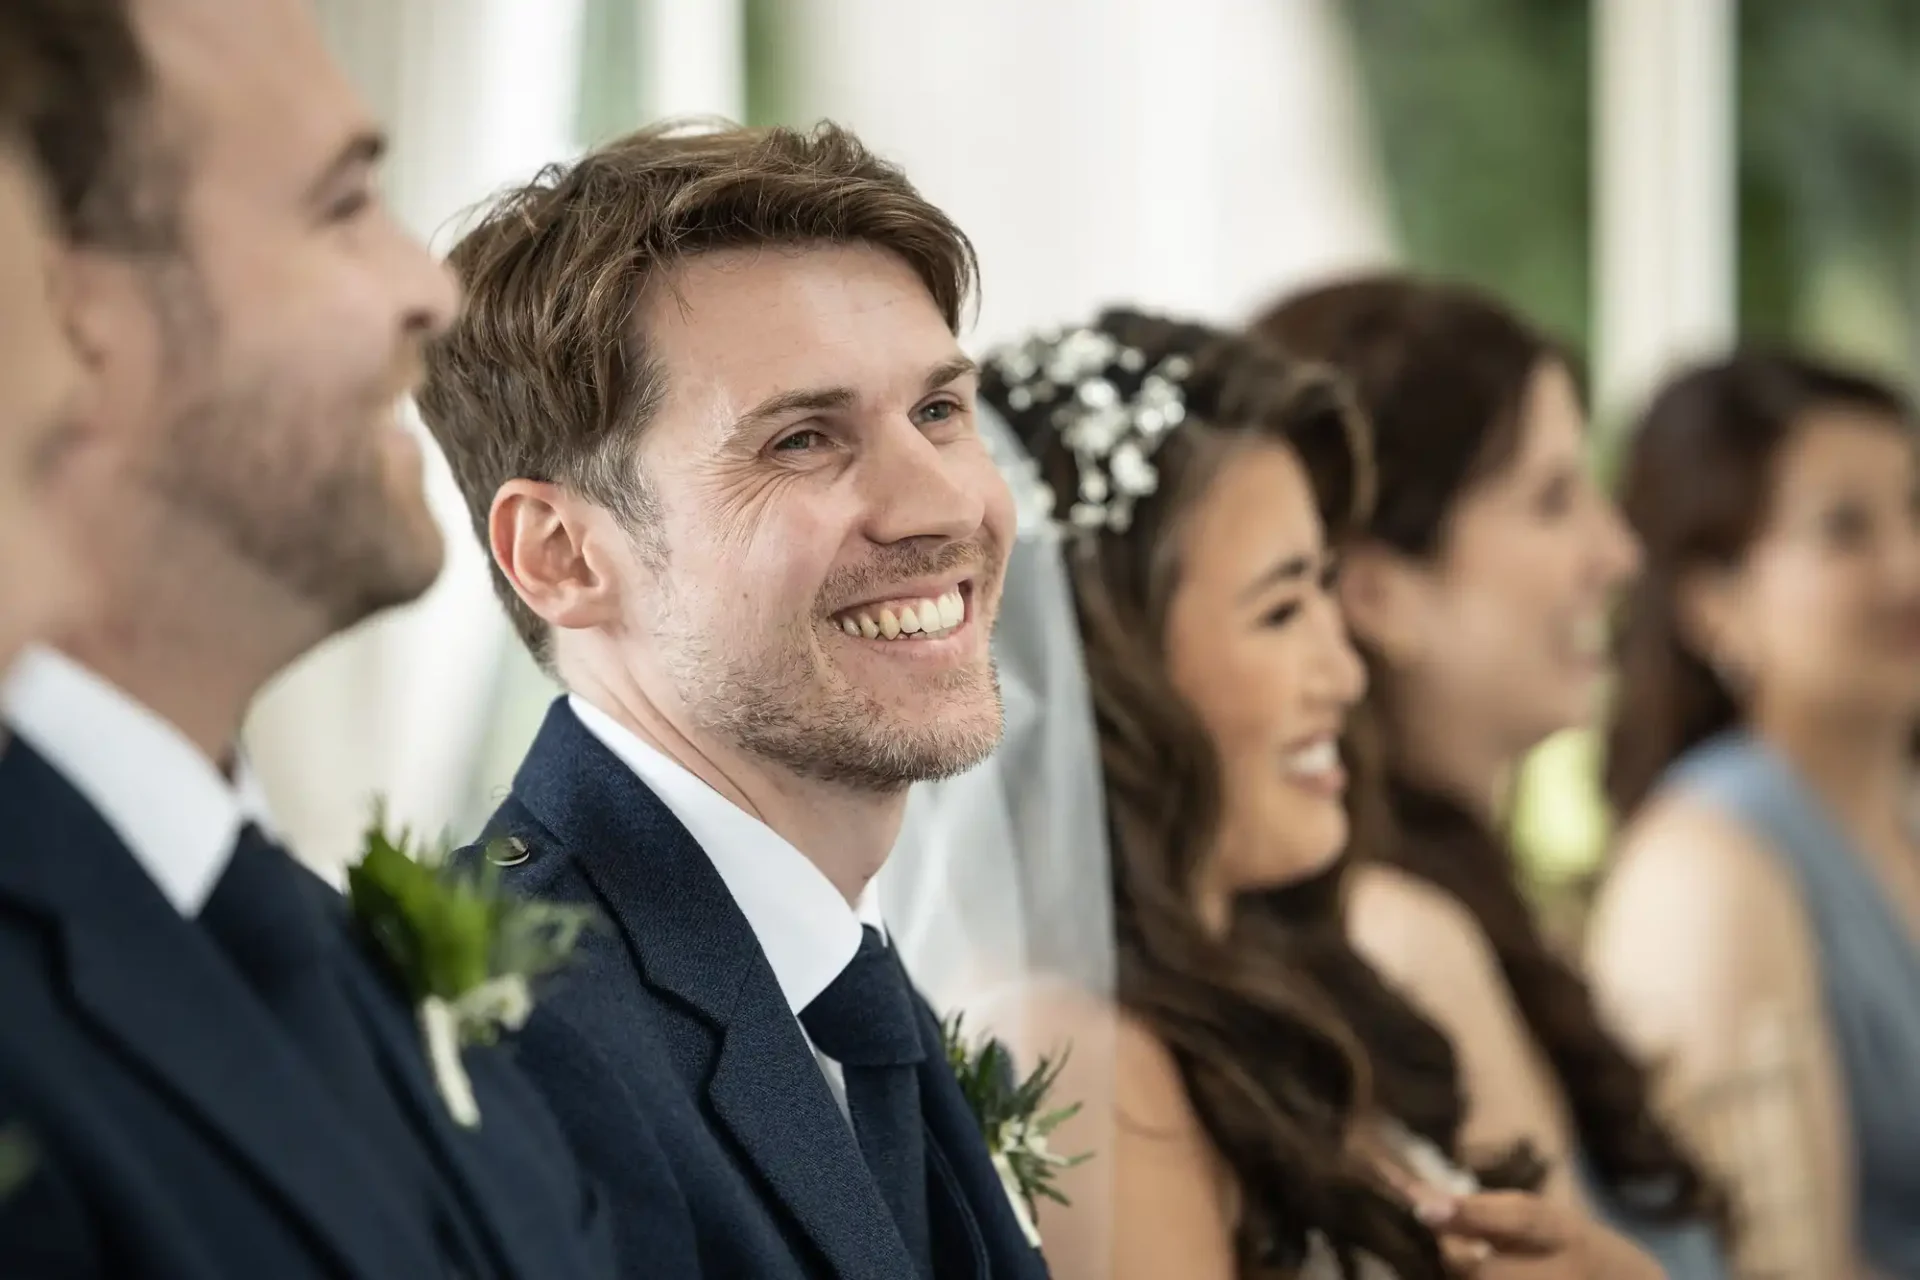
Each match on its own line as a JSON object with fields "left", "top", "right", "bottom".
{"left": 4, "top": 646, "right": 271, "bottom": 917}
{"left": 569, "top": 694, "right": 884, "bottom": 1015}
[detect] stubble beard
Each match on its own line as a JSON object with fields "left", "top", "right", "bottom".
{"left": 141, "top": 263, "right": 443, "bottom": 634}
{"left": 664, "top": 609, "right": 1006, "bottom": 793}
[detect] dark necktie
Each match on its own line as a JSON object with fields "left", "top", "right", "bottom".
{"left": 800, "top": 926, "right": 934, "bottom": 1278}
{"left": 199, "top": 823, "right": 488, "bottom": 1277}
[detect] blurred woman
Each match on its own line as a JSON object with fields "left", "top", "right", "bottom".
{"left": 970, "top": 306, "right": 1659, "bottom": 1280}
{"left": 1253, "top": 275, "right": 1728, "bottom": 1277}
{"left": 1592, "top": 351, "right": 1920, "bottom": 1280}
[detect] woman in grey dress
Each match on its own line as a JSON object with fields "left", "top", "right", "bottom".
{"left": 1594, "top": 350, "right": 1920, "bottom": 1279}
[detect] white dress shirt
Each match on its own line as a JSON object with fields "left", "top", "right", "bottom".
{"left": 569, "top": 694, "right": 887, "bottom": 1120}
{"left": 4, "top": 646, "right": 272, "bottom": 917}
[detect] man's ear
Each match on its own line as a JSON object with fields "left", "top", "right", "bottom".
{"left": 489, "top": 479, "right": 625, "bottom": 633}
{"left": 1337, "top": 541, "right": 1427, "bottom": 666}
{"left": 58, "top": 245, "right": 149, "bottom": 440}
{"left": 59, "top": 245, "right": 125, "bottom": 375}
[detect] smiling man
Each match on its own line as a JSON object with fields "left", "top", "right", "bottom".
{"left": 419, "top": 121, "right": 1040, "bottom": 1279}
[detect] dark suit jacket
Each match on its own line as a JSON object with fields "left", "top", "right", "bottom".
{"left": 0, "top": 738, "right": 631, "bottom": 1280}
{"left": 464, "top": 698, "right": 1051, "bottom": 1280}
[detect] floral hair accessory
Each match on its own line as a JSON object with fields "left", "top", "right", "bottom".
{"left": 985, "top": 326, "right": 1193, "bottom": 536}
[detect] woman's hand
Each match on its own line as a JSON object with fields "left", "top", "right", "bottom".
{"left": 1421, "top": 1191, "right": 1666, "bottom": 1279}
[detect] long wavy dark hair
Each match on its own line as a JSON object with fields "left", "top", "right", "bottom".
{"left": 1249, "top": 851, "right": 1544, "bottom": 1195}
{"left": 1605, "top": 350, "right": 1919, "bottom": 820}
{"left": 1243, "top": 686, "right": 1546, "bottom": 1192}
{"left": 1251, "top": 274, "right": 1726, "bottom": 1231}
{"left": 982, "top": 308, "right": 1447, "bottom": 1279}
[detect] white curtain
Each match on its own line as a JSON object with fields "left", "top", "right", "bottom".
{"left": 247, "top": 0, "right": 587, "bottom": 876}
{"left": 773, "top": 0, "right": 1393, "bottom": 349}
{"left": 1594, "top": 0, "right": 1737, "bottom": 421}
{"left": 636, "top": 0, "right": 744, "bottom": 121}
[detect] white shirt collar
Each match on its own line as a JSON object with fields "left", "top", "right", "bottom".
{"left": 4, "top": 646, "right": 271, "bottom": 917}
{"left": 568, "top": 694, "right": 885, "bottom": 1016}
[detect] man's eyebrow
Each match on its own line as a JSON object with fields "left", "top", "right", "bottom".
{"left": 726, "top": 357, "right": 981, "bottom": 442}
{"left": 727, "top": 386, "right": 858, "bottom": 439}
{"left": 923, "top": 356, "right": 979, "bottom": 393}
{"left": 305, "top": 129, "right": 386, "bottom": 206}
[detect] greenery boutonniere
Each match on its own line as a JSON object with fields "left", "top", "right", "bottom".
{"left": 941, "top": 1014, "right": 1090, "bottom": 1249}
{"left": 347, "top": 809, "right": 594, "bottom": 1129}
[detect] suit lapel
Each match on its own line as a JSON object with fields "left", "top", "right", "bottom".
{"left": 0, "top": 744, "right": 438, "bottom": 1280}
{"left": 333, "top": 945, "right": 554, "bottom": 1280}
{"left": 704, "top": 990, "right": 917, "bottom": 1278}
{"left": 914, "top": 1004, "right": 1045, "bottom": 1280}
{"left": 505, "top": 700, "right": 914, "bottom": 1278}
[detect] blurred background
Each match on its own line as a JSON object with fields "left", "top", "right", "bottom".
{"left": 258, "top": 0, "right": 1918, "bottom": 919}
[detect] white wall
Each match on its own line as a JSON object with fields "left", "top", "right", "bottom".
{"left": 774, "top": 0, "right": 1393, "bottom": 350}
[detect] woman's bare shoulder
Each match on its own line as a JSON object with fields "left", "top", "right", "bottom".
{"left": 1346, "top": 861, "right": 1505, "bottom": 995}
{"left": 1588, "top": 790, "right": 1820, "bottom": 1055}
{"left": 1594, "top": 790, "right": 1811, "bottom": 984}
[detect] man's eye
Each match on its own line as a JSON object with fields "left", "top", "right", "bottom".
{"left": 914, "top": 399, "right": 961, "bottom": 427}
{"left": 773, "top": 429, "right": 824, "bottom": 453}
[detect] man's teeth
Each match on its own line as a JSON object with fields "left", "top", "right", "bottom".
{"left": 836, "top": 589, "right": 966, "bottom": 641}
{"left": 1282, "top": 739, "right": 1340, "bottom": 778}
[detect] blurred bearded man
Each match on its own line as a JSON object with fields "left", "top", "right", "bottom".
{"left": 0, "top": 2, "right": 657, "bottom": 1275}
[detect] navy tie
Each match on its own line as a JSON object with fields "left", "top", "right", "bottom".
{"left": 800, "top": 926, "right": 933, "bottom": 1278}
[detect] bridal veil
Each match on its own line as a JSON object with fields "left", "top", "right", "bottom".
{"left": 879, "top": 403, "right": 1119, "bottom": 1274}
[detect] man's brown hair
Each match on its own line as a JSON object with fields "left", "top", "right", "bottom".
{"left": 417, "top": 120, "right": 978, "bottom": 671}
{"left": 0, "top": 0, "right": 155, "bottom": 248}
{"left": 0, "top": 17, "right": 47, "bottom": 135}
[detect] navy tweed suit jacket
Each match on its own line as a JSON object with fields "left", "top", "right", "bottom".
{"left": 0, "top": 737, "right": 623, "bottom": 1279}
{"left": 463, "top": 697, "right": 1052, "bottom": 1280}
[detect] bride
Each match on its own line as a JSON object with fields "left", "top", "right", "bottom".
{"left": 885, "top": 308, "right": 1663, "bottom": 1279}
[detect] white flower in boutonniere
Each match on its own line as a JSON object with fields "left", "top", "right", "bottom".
{"left": 940, "top": 1014, "right": 1091, "bottom": 1250}
{"left": 347, "top": 808, "right": 595, "bottom": 1129}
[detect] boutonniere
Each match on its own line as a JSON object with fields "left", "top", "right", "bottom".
{"left": 347, "top": 810, "right": 594, "bottom": 1129}
{"left": 940, "top": 1014, "right": 1091, "bottom": 1249}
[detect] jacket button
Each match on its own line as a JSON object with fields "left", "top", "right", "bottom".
{"left": 485, "top": 836, "right": 530, "bottom": 867}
